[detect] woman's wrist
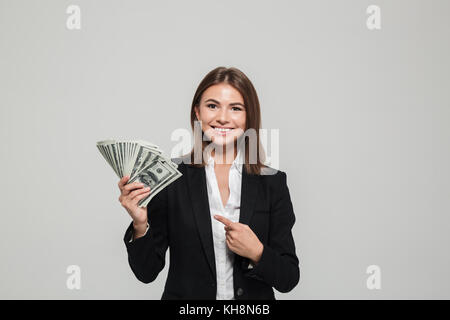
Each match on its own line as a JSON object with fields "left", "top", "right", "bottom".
{"left": 133, "top": 220, "right": 148, "bottom": 238}
{"left": 250, "top": 242, "right": 264, "bottom": 265}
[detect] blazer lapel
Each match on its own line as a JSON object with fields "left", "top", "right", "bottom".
{"left": 186, "top": 164, "right": 260, "bottom": 280}
{"left": 239, "top": 167, "right": 259, "bottom": 225}
{"left": 186, "top": 165, "right": 217, "bottom": 280}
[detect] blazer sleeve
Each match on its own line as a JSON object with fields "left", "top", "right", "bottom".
{"left": 123, "top": 187, "right": 169, "bottom": 284}
{"left": 244, "top": 171, "right": 300, "bottom": 293}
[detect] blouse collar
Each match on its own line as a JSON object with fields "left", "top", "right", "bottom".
{"left": 206, "top": 146, "right": 244, "bottom": 175}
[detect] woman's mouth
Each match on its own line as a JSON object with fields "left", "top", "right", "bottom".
{"left": 211, "top": 126, "right": 234, "bottom": 135}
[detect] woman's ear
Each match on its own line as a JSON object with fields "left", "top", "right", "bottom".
{"left": 194, "top": 105, "right": 200, "bottom": 121}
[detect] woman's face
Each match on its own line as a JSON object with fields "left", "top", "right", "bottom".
{"left": 195, "top": 83, "right": 247, "bottom": 147}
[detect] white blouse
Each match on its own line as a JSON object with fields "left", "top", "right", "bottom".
{"left": 204, "top": 149, "right": 244, "bottom": 300}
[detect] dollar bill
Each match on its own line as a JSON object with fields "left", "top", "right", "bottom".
{"left": 96, "top": 139, "right": 182, "bottom": 207}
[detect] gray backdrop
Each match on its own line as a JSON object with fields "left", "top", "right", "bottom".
{"left": 1, "top": 0, "right": 449, "bottom": 299}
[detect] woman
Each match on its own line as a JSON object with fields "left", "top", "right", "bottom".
{"left": 118, "top": 67, "right": 299, "bottom": 300}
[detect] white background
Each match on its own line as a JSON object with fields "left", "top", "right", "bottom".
{"left": 0, "top": 0, "right": 449, "bottom": 299}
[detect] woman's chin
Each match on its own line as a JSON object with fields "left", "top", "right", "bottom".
{"left": 210, "top": 137, "right": 233, "bottom": 146}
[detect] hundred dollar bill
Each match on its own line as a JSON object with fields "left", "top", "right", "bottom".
{"left": 96, "top": 139, "right": 182, "bottom": 207}
{"left": 129, "top": 145, "right": 163, "bottom": 181}
{"left": 129, "top": 158, "right": 182, "bottom": 207}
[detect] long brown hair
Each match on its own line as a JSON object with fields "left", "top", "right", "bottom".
{"left": 187, "top": 66, "right": 267, "bottom": 175}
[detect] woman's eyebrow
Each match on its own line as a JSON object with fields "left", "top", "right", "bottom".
{"left": 204, "top": 98, "right": 245, "bottom": 107}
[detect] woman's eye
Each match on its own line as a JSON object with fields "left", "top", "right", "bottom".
{"left": 207, "top": 104, "right": 217, "bottom": 109}
{"left": 232, "top": 107, "right": 242, "bottom": 111}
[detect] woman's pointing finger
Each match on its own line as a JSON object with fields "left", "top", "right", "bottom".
{"left": 214, "top": 215, "right": 233, "bottom": 227}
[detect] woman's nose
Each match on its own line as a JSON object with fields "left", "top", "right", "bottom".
{"left": 217, "top": 108, "right": 229, "bottom": 122}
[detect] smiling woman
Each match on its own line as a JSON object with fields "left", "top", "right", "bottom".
{"left": 189, "top": 67, "right": 267, "bottom": 175}
{"left": 194, "top": 83, "right": 248, "bottom": 162}
{"left": 122, "top": 66, "right": 300, "bottom": 300}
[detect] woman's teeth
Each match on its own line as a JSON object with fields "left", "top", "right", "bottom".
{"left": 213, "top": 127, "right": 233, "bottom": 132}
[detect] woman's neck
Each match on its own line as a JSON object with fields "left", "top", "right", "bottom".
{"left": 211, "top": 146, "right": 237, "bottom": 165}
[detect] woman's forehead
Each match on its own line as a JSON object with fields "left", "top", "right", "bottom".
{"left": 202, "top": 84, "right": 244, "bottom": 103}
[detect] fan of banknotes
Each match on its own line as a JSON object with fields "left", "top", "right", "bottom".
{"left": 96, "top": 139, "right": 182, "bottom": 207}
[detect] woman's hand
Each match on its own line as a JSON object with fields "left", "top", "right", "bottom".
{"left": 214, "top": 215, "right": 264, "bottom": 265}
{"left": 118, "top": 176, "right": 151, "bottom": 235}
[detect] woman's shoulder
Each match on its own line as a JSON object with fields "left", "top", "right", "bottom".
{"left": 170, "top": 155, "right": 192, "bottom": 171}
{"left": 257, "top": 167, "right": 292, "bottom": 202}
{"left": 260, "top": 165, "right": 284, "bottom": 177}
{"left": 260, "top": 166, "right": 286, "bottom": 181}
{"left": 259, "top": 166, "right": 288, "bottom": 189}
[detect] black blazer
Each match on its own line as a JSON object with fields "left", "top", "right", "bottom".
{"left": 123, "top": 158, "right": 300, "bottom": 300}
